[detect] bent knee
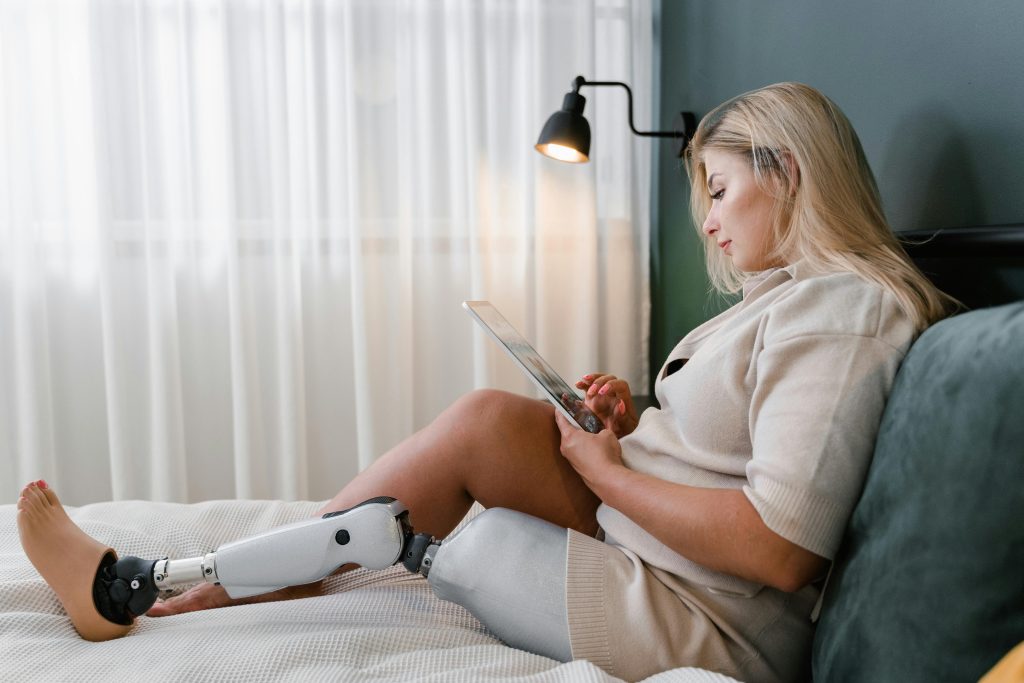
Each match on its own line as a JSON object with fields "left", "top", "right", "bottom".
{"left": 434, "top": 508, "right": 566, "bottom": 578}
{"left": 451, "top": 507, "right": 538, "bottom": 546}
{"left": 451, "top": 388, "right": 541, "bottom": 418}
{"left": 440, "top": 508, "right": 527, "bottom": 562}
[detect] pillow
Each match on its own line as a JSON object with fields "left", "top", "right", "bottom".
{"left": 812, "top": 302, "right": 1024, "bottom": 682}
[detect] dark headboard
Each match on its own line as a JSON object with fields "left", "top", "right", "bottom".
{"left": 900, "top": 225, "right": 1024, "bottom": 310}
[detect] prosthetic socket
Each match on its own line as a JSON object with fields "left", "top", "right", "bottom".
{"left": 92, "top": 497, "right": 439, "bottom": 623}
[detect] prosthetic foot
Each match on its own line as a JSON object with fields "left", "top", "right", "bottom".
{"left": 16, "top": 481, "right": 133, "bottom": 641}
{"left": 90, "top": 497, "right": 439, "bottom": 623}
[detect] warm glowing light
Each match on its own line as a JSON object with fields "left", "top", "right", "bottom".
{"left": 535, "top": 143, "right": 588, "bottom": 163}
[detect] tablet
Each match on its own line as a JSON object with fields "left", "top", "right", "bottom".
{"left": 463, "top": 301, "right": 601, "bottom": 433}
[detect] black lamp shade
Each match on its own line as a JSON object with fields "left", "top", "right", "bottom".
{"left": 535, "top": 91, "right": 590, "bottom": 163}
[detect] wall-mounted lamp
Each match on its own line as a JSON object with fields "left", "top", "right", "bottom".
{"left": 535, "top": 75, "right": 697, "bottom": 163}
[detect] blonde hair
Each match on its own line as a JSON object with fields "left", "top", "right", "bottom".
{"left": 685, "top": 82, "right": 955, "bottom": 331}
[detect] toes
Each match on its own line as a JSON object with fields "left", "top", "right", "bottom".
{"left": 20, "top": 481, "right": 59, "bottom": 508}
{"left": 40, "top": 485, "right": 60, "bottom": 507}
{"left": 23, "top": 484, "right": 44, "bottom": 506}
{"left": 32, "top": 485, "right": 49, "bottom": 505}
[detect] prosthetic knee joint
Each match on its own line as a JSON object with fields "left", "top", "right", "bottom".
{"left": 92, "top": 497, "right": 439, "bottom": 624}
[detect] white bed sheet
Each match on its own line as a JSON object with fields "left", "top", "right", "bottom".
{"left": 0, "top": 498, "right": 739, "bottom": 683}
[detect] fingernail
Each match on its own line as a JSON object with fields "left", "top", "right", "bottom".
{"left": 38, "top": 480, "right": 48, "bottom": 489}
{"left": 599, "top": 385, "right": 609, "bottom": 394}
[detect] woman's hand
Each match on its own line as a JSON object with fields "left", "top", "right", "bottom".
{"left": 554, "top": 410, "right": 627, "bottom": 496}
{"left": 575, "top": 373, "right": 640, "bottom": 438}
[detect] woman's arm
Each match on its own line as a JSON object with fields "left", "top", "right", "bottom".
{"left": 554, "top": 412, "right": 828, "bottom": 593}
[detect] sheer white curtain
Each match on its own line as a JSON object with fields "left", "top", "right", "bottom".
{"left": 0, "top": 0, "right": 653, "bottom": 506}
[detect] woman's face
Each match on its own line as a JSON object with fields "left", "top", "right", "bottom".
{"left": 701, "top": 149, "right": 782, "bottom": 273}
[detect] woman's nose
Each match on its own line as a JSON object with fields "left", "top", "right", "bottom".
{"left": 702, "top": 208, "right": 719, "bottom": 236}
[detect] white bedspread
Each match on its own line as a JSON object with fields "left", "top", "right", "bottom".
{"left": 0, "top": 498, "right": 739, "bottom": 682}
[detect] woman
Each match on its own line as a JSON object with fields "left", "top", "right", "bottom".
{"left": 17, "top": 82, "right": 952, "bottom": 682}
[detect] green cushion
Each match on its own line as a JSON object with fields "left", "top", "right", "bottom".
{"left": 812, "top": 302, "right": 1024, "bottom": 682}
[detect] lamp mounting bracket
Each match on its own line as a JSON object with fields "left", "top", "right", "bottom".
{"left": 571, "top": 75, "right": 696, "bottom": 156}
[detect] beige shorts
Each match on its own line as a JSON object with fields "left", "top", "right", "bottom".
{"left": 565, "top": 529, "right": 818, "bottom": 683}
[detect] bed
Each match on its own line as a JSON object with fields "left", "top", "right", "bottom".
{"left": 0, "top": 498, "right": 737, "bottom": 682}
{"left": 2, "top": 225, "right": 1021, "bottom": 682}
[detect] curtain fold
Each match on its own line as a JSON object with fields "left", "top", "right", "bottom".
{"left": 0, "top": 0, "right": 653, "bottom": 505}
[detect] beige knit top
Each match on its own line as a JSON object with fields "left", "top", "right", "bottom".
{"left": 597, "top": 262, "right": 917, "bottom": 597}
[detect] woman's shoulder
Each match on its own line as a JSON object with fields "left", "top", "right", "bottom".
{"left": 764, "top": 268, "right": 915, "bottom": 350}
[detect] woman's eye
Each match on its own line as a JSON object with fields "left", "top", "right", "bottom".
{"left": 710, "top": 189, "right": 725, "bottom": 200}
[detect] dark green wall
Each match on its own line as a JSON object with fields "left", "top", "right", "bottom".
{"left": 650, "top": 0, "right": 1024, "bottom": 391}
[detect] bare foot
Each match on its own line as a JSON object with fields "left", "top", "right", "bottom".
{"left": 147, "top": 578, "right": 325, "bottom": 617}
{"left": 16, "top": 481, "right": 133, "bottom": 641}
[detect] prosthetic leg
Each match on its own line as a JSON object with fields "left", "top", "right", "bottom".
{"left": 92, "top": 497, "right": 439, "bottom": 624}
{"left": 90, "top": 500, "right": 573, "bottom": 663}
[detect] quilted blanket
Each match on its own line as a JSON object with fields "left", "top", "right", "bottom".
{"left": 0, "top": 498, "right": 738, "bottom": 682}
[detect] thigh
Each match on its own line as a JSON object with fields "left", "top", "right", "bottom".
{"left": 324, "top": 389, "right": 600, "bottom": 539}
{"left": 453, "top": 390, "right": 600, "bottom": 535}
{"left": 427, "top": 507, "right": 573, "bottom": 663}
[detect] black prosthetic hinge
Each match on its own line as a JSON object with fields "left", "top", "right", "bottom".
{"left": 401, "top": 533, "right": 437, "bottom": 575}
{"left": 92, "top": 553, "right": 161, "bottom": 625}
{"left": 393, "top": 509, "right": 438, "bottom": 576}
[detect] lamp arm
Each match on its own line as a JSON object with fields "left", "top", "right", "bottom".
{"left": 573, "top": 75, "right": 680, "bottom": 139}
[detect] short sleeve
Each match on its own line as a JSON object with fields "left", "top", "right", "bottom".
{"left": 743, "top": 331, "right": 907, "bottom": 559}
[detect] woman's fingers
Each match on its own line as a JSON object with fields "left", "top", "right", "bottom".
{"left": 575, "top": 375, "right": 638, "bottom": 436}
{"left": 584, "top": 374, "right": 620, "bottom": 397}
{"left": 586, "top": 375, "right": 610, "bottom": 397}
{"left": 598, "top": 379, "right": 630, "bottom": 397}
{"left": 554, "top": 408, "right": 572, "bottom": 433}
{"left": 577, "top": 373, "right": 628, "bottom": 392}
{"left": 577, "top": 375, "right": 629, "bottom": 411}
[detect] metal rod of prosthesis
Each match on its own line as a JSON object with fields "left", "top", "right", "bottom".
{"left": 153, "top": 553, "right": 219, "bottom": 591}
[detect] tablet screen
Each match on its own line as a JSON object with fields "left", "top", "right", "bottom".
{"left": 463, "top": 301, "right": 601, "bottom": 433}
